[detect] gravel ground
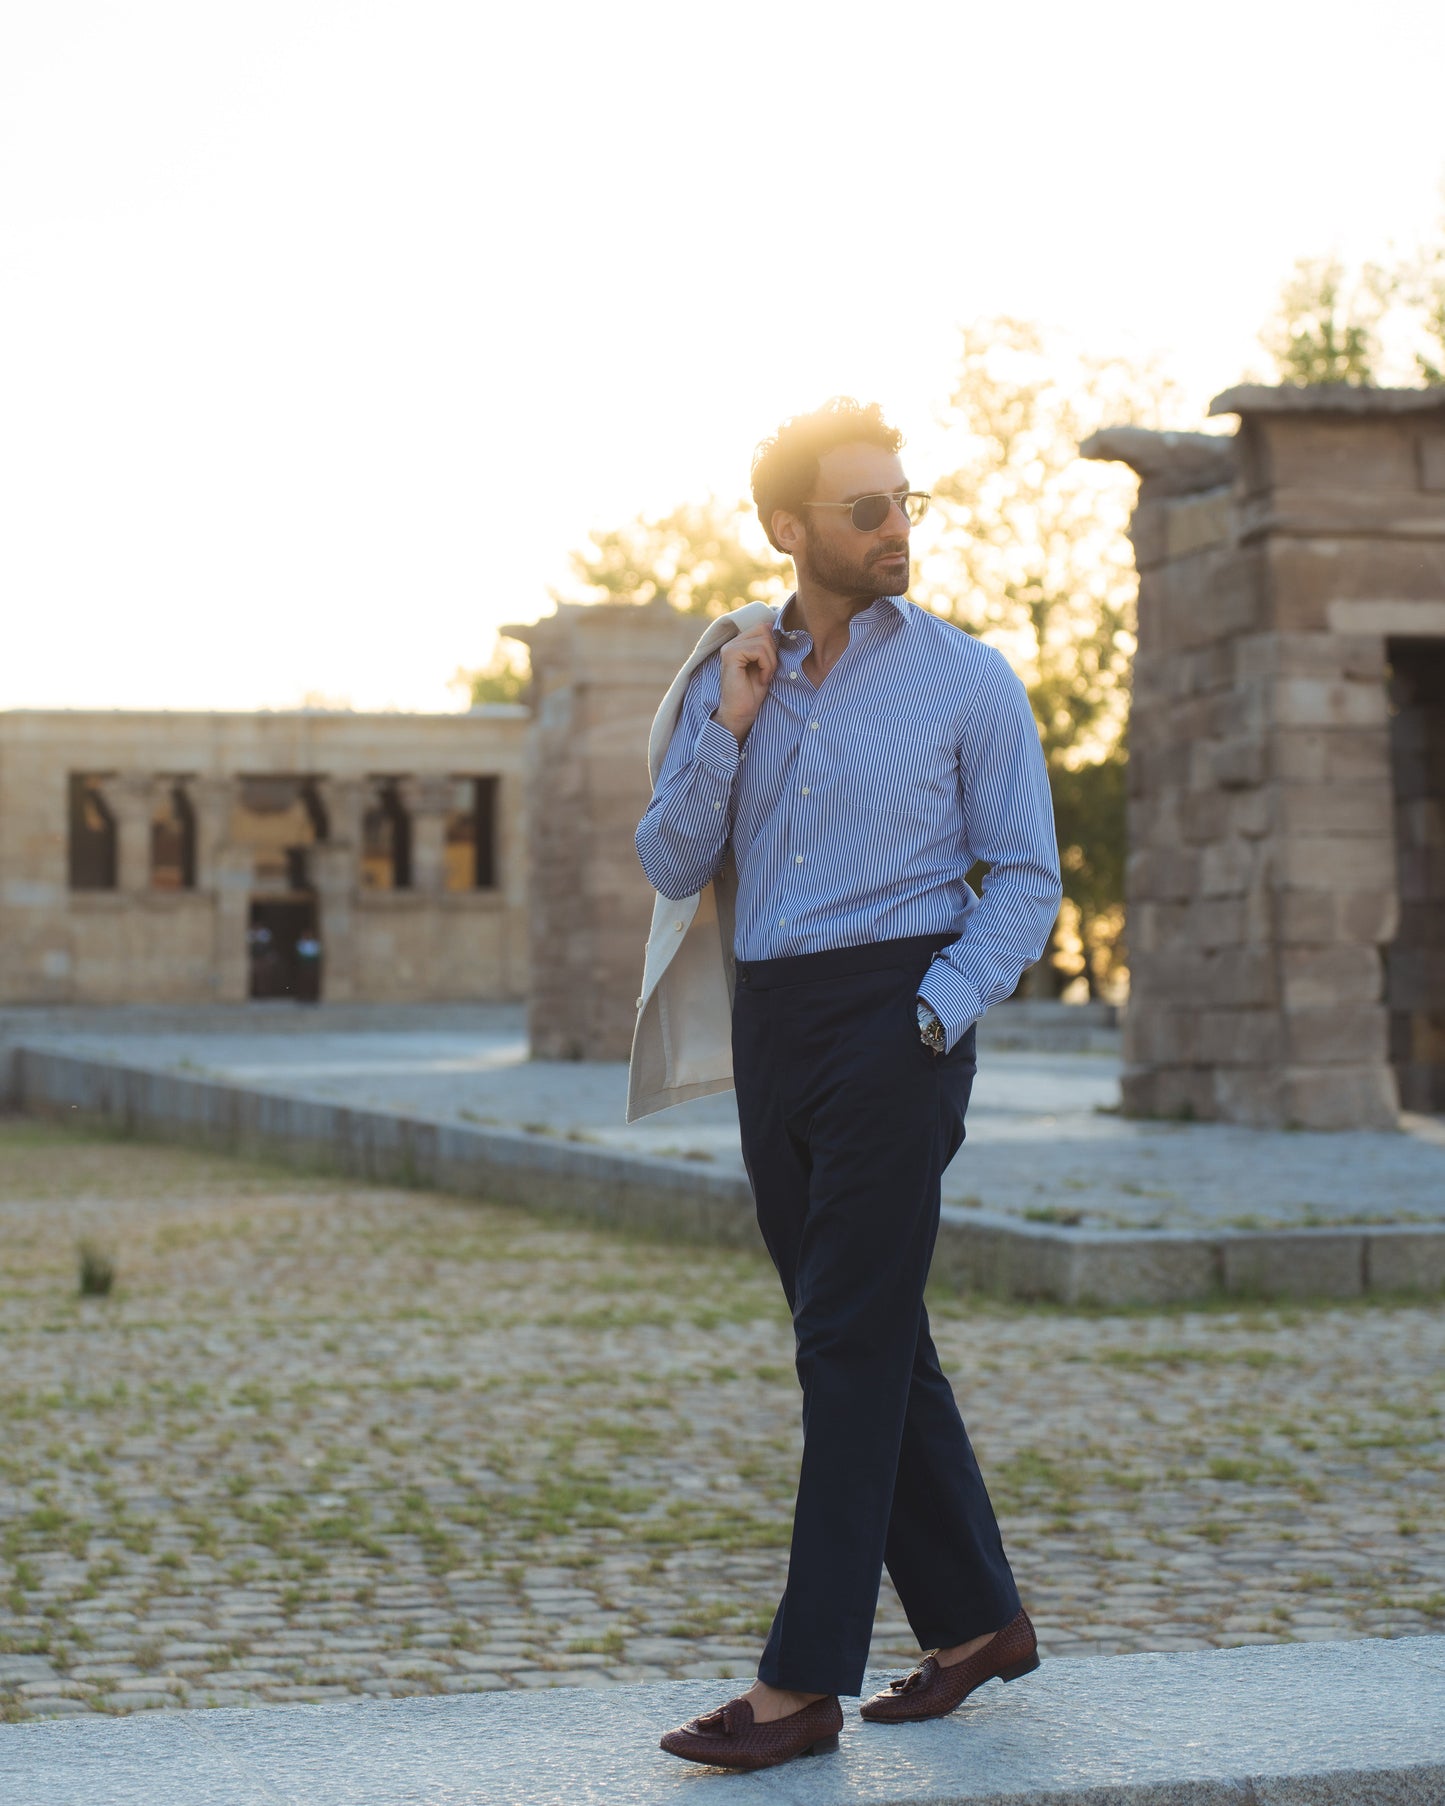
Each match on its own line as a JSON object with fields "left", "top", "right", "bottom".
{"left": 2, "top": 1118, "right": 1442, "bottom": 1723}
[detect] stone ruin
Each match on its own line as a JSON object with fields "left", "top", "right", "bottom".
{"left": 1086, "top": 385, "right": 1445, "bottom": 1129}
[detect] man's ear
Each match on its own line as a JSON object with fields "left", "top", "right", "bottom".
{"left": 771, "top": 509, "right": 805, "bottom": 557}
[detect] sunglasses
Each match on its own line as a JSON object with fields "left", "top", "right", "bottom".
{"left": 803, "top": 490, "right": 931, "bottom": 531}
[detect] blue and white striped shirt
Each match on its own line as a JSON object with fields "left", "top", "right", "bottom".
{"left": 635, "top": 594, "right": 1062, "bottom": 1051}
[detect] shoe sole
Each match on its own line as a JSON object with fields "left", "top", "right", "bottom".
{"left": 659, "top": 1730, "right": 841, "bottom": 1768}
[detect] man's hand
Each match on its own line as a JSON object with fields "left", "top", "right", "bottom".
{"left": 713, "top": 623, "right": 778, "bottom": 745}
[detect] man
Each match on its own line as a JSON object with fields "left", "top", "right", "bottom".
{"left": 635, "top": 397, "right": 1062, "bottom": 1771}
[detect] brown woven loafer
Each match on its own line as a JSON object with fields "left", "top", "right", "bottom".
{"left": 659, "top": 1691, "right": 843, "bottom": 1770}
{"left": 859, "top": 1607, "right": 1039, "bottom": 1723}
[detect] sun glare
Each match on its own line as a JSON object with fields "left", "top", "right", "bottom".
{"left": 2, "top": 1, "right": 1443, "bottom": 710}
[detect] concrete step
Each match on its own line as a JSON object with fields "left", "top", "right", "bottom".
{"left": 1, "top": 1638, "right": 1441, "bottom": 1804}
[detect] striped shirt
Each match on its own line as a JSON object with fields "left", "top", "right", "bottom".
{"left": 635, "top": 594, "right": 1063, "bottom": 1051}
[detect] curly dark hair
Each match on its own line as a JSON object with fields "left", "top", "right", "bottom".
{"left": 750, "top": 397, "right": 904, "bottom": 553}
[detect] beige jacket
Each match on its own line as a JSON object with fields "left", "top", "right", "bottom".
{"left": 625, "top": 600, "right": 780, "bottom": 1122}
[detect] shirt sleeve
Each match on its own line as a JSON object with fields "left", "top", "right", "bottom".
{"left": 916, "top": 651, "right": 1063, "bottom": 1051}
{"left": 635, "top": 655, "right": 741, "bottom": 901}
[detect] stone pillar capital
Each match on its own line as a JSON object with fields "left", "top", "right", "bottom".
{"left": 313, "top": 776, "right": 364, "bottom": 848}
{"left": 392, "top": 775, "right": 456, "bottom": 819}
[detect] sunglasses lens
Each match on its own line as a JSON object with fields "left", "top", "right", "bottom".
{"left": 850, "top": 494, "right": 892, "bottom": 530}
{"left": 905, "top": 493, "right": 929, "bottom": 524}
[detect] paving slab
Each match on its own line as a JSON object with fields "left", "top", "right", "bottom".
{"left": 0, "top": 1639, "right": 1441, "bottom": 1805}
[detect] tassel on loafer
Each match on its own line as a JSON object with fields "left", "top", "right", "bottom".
{"left": 859, "top": 1607, "right": 1039, "bottom": 1723}
{"left": 659, "top": 1691, "right": 843, "bottom": 1770}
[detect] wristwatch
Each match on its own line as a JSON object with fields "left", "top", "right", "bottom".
{"left": 916, "top": 999, "right": 946, "bottom": 1054}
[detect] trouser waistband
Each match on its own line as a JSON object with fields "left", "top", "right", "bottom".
{"left": 733, "top": 932, "right": 959, "bottom": 990}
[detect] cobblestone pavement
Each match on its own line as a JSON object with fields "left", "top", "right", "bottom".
{"left": 2, "top": 1119, "right": 1442, "bottom": 1723}
{"left": 16, "top": 1005, "right": 1445, "bottom": 1230}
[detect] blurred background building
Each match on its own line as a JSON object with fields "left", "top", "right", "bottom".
{"left": 0, "top": 708, "right": 528, "bottom": 1008}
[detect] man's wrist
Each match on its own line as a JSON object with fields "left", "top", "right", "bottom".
{"left": 710, "top": 707, "right": 751, "bottom": 746}
{"left": 915, "top": 998, "right": 945, "bottom": 1053}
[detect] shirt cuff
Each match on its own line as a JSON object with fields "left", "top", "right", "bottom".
{"left": 916, "top": 958, "right": 983, "bottom": 1054}
{"left": 695, "top": 716, "right": 742, "bottom": 781}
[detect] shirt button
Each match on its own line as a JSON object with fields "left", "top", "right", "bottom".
{"left": 787, "top": 671, "right": 798, "bottom": 680}
{"left": 801, "top": 786, "right": 810, "bottom": 796}
{"left": 795, "top": 855, "right": 804, "bottom": 865}
{"left": 809, "top": 720, "right": 819, "bottom": 731}
{"left": 778, "top": 917, "right": 787, "bottom": 926}
{"left": 674, "top": 922, "right": 684, "bottom": 932}
{"left": 712, "top": 800, "right": 722, "bottom": 810}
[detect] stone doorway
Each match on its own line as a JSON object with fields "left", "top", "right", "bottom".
{"left": 1387, "top": 636, "right": 1445, "bottom": 1112}
{"left": 248, "top": 899, "right": 322, "bottom": 1002}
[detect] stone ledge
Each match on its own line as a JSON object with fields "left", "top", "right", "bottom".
{"left": 0, "top": 1638, "right": 1441, "bottom": 1804}
{"left": 1209, "top": 383, "right": 1445, "bottom": 418}
{"left": 12, "top": 1046, "right": 1445, "bottom": 1307}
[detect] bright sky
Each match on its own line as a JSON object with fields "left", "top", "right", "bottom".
{"left": 3, "top": 0, "right": 1444, "bottom": 712}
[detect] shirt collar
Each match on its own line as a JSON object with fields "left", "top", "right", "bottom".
{"left": 773, "top": 592, "right": 911, "bottom": 638}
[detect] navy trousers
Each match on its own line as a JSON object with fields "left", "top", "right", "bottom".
{"left": 732, "top": 933, "right": 1022, "bottom": 1697}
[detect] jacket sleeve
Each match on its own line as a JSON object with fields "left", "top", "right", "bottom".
{"left": 635, "top": 655, "right": 741, "bottom": 901}
{"left": 916, "top": 650, "right": 1063, "bottom": 1050}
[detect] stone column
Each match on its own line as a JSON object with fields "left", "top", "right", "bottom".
{"left": 212, "top": 847, "right": 253, "bottom": 1002}
{"left": 401, "top": 776, "right": 454, "bottom": 895}
{"left": 312, "top": 777, "right": 364, "bottom": 1002}
{"left": 505, "top": 600, "right": 702, "bottom": 1060}
{"left": 189, "top": 778, "right": 241, "bottom": 1001}
{"left": 191, "top": 777, "right": 233, "bottom": 893}
{"left": 98, "top": 774, "right": 160, "bottom": 894}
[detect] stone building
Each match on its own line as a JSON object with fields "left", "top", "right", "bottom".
{"left": 1085, "top": 385, "right": 1445, "bottom": 1129}
{"left": 0, "top": 708, "right": 528, "bottom": 1005}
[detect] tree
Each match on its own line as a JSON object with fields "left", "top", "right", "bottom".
{"left": 1259, "top": 218, "right": 1445, "bottom": 388}
{"left": 454, "top": 638, "right": 530, "bottom": 706}
{"left": 922, "top": 317, "right": 1181, "bottom": 998}
{"left": 1260, "top": 255, "right": 1392, "bottom": 386}
{"left": 557, "top": 495, "right": 788, "bottom": 617}
{"left": 1396, "top": 236, "right": 1445, "bottom": 384}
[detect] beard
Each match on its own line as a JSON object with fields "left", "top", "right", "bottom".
{"left": 801, "top": 531, "right": 910, "bottom": 600}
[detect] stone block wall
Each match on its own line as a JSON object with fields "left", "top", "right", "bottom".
{"left": 1086, "top": 389, "right": 1445, "bottom": 1129}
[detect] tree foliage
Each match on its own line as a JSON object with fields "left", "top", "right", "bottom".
{"left": 1259, "top": 255, "right": 1391, "bottom": 386}
{"left": 1260, "top": 222, "right": 1445, "bottom": 388}
{"left": 921, "top": 318, "right": 1182, "bottom": 998}
{"left": 922, "top": 318, "right": 1171, "bottom": 770}
{"left": 1397, "top": 236, "right": 1445, "bottom": 384}
{"left": 556, "top": 495, "right": 788, "bottom": 617}
{"left": 454, "top": 639, "right": 530, "bottom": 706}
